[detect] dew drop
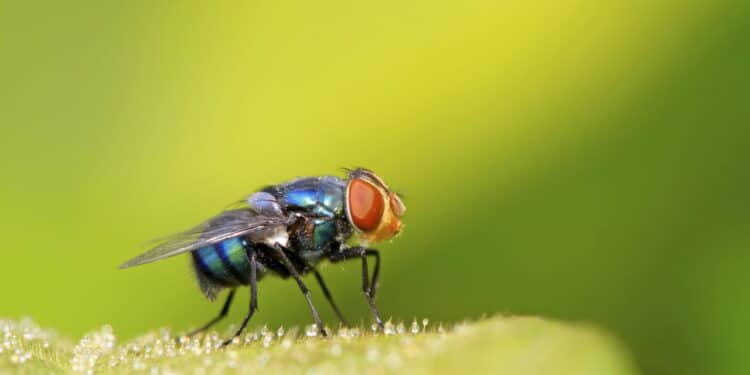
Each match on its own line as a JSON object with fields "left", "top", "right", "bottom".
{"left": 305, "top": 324, "right": 318, "bottom": 337}
{"left": 384, "top": 320, "right": 395, "bottom": 335}
{"left": 262, "top": 333, "right": 273, "bottom": 348}
{"left": 281, "top": 337, "right": 293, "bottom": 350}
{"left": 410, "top": 320, "right": 420, "bottom": 334}
{"left": 337, "top": 327, "right": 349, "bottom": 338}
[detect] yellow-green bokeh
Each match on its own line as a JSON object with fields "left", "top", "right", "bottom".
{"left": 2, "top": 2, "right": 748, "bottom": 374}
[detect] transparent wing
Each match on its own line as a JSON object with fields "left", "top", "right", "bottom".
{"left": 119, "top": 209, "right": 286, "bottom": 269}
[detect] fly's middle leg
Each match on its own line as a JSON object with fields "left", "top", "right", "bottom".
{"left": 269, "top": 246, "right": 328, "bottom": 337}
{"left": 313, "top": 268, "right": 350, "bottom": 326}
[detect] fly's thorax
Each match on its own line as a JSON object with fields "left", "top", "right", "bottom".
{"left": 260, "top": 176, "right": 350, "bottom": 253}
{"left": 288, "top": 215, "right": 347, "bottom": 254}
{"left": 345, "top": 168, "right": 405, "bottom": 244}
{"left": 266, "top": 176, "right": 347, "bottom": 218}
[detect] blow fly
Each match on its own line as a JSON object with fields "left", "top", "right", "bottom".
{"left": 120, "top": 168, "right": 406, "bottom": 346}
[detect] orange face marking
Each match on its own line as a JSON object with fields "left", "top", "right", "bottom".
{"left": 348, "top": 178, "right": 385, "bottom": 232}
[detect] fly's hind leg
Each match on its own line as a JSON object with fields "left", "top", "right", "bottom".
{"left": 187, "top": 289, "right": 236, "bottom": 337}
{"left": 221, "top": 250, "right": 258, "bottom": 347}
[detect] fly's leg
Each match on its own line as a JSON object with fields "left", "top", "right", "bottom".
{"left": 296, "top": 253, "right": 349, "bottom": 326}
{"left": 367, "top": 250, "right": 381, "bottom": 298}
{"left": 221, "top": 250, "right": 258, "bottom": 347}
{"left": 270, "top": 246, "right": 328, "bottom": 337}
{"left": 329, "top": 247, "right": 384, "bottom": 330}
{"left": 313, "top": 269, "right": 350, "bottom": 326}
{"left": 359, "top": 249, "right": 384, "bottom": 329}
{"left": 187, "top": 289, "right": 236, "bottom": 337}
{"left": 330, "top": 248, "right": 381, "bottom": 298}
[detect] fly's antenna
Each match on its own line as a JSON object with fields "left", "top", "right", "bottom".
{"left": 341, "top": 166, "right": 356, "bottom": 176}
{"left": 341, "top": 166, "right": 371, "bottom": 178}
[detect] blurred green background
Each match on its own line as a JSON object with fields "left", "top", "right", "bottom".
{"left": 2, "top": 1, "right": 748, "bottom": 374}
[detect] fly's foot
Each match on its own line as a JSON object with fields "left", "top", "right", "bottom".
{"left": 220, "top": 339, "right": 232, "bottom": 348}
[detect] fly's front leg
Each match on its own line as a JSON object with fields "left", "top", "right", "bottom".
{"left": 269, "top": 246, "right": 328, "bottom": 337}
{"left": 330, "top": 247, "right": 384, "bottom": 330}
{"left": 367, "top": 250, "right": 381, "bottom": 298}
{"left": 359, "top": 249, "right": 384, "bottom": 329}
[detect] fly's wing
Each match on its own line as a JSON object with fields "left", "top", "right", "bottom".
{"left": 119, "top": 209, "right": 287, "bottom": 269}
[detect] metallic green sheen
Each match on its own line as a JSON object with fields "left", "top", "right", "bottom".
{"left": 312, "top": 219, "right": 337, "bottom": 250}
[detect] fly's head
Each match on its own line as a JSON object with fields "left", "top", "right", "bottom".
{"left": 344, "top": 168, "right": 406, "bottom": 244}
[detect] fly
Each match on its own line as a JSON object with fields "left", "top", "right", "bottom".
{"left": 120, "top": 168, "right": 406, "bottom": 346}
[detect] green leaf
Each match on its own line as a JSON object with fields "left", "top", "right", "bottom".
{"left": 0, "top": 316, "right": 638, "bottom": 374}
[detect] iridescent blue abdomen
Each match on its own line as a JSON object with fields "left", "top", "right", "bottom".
{"left": 192, "top": 237, "right": 252, "bottom": 287}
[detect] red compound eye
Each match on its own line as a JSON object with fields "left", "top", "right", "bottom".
{"left": 347, "top": 178, "right": 385, "bottom": 232}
